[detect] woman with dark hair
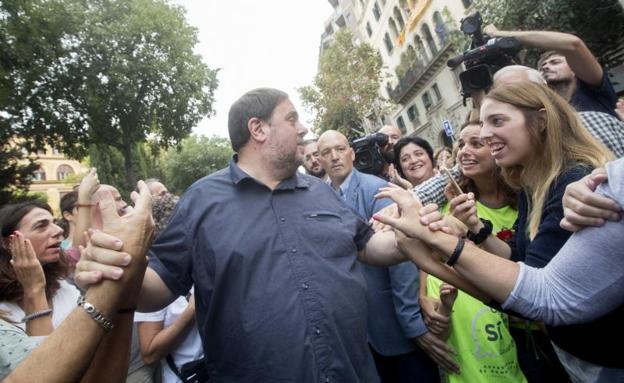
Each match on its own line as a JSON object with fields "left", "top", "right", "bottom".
{"left": 391, "top": 136, "right": 436, "bottom": 189}
{"left": 0, "top": 200, "right": 80, "bottom": 336}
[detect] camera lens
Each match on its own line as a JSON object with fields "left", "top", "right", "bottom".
{"left": 461, "top": 16, "right": 479, "bottom": 35}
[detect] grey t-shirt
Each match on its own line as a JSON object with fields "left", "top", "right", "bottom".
{"left": 503, "top": 157, "right": 624, "bottom": 325}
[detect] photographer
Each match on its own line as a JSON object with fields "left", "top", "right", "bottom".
{"left": 484, "top": 25, "right": 619, "bottom": 118}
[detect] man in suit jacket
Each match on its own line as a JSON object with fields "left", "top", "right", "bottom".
{"left": 317, "top": 130, "right": 443, "bottom": 383}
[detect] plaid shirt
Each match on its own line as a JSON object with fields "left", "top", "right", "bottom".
{"left": 413, "top": 111, "right": 624, "bottom": 206}
{"left": 578, "top": 111, "right": 624, "bottom": 158}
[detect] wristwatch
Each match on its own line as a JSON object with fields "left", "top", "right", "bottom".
{"left": 467, "top": 218, "right": 493, "bottom": 245}
{"left": 77, "top": 295, "right": 114, "bottom": 332}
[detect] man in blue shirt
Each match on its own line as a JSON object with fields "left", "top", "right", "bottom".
{"left": 318, "top": 130, "right": 442, "bottom": 382}
{"left": 78, "top": 88, "right": 408, "bottom": 382}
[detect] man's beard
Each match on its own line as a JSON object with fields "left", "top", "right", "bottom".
{"left": 546, "top": 77, "right": 575, "bottom": 99}
{"left": 307, "top": 167, "right": 326, "bottom": 178}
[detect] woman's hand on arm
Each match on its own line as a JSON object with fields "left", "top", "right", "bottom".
{"left": 9, "top": 231, "right": 52, "bottom": 336}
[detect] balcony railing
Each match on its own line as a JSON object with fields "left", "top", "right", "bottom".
{"left": 389, "top": 41, "right": 453, "bottom": 104}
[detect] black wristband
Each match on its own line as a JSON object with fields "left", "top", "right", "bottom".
{"left": 446, "top": 237, "right": 466, "bottom": 266}
{"left": 467, "top": 218, "right": 493, "bottom": 245}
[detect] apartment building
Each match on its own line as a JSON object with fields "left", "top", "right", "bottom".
{"left": 322, "top": 0, "right": 475, "bottom": 147}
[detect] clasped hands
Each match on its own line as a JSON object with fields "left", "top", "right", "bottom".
{"left": 75, "top": 181, "right": 154, "bottom": 289}
{"left": 373, "top": 184, "right": 468, "bottom": 252}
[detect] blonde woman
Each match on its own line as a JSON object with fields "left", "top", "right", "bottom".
{"left": 374, "top": 82, "right": 614, "bottom": 381}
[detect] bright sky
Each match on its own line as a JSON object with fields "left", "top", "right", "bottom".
{"left": 172, "top": 0, "right": 334, "bottom": 138}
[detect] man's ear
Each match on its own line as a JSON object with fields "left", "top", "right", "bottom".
{"left": 248, "top": 117, "right": 268, "bottom": 143}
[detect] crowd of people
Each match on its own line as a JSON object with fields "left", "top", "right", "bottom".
{"left": 1, "top": 25, "right": 623, "bottom": 383}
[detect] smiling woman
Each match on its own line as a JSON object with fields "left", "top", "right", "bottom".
{"left": 0, "top": 201, "right": 80, "bottom": 336}
{"left": 393, "top": 136, "right": 435, "bottom": 187}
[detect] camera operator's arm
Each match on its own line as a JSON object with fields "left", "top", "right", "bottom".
{"left": 484, "top": 25, "right": 603, "bottom": 86}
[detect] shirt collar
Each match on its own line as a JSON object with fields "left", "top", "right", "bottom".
{"left": 327, "top": 169, "right": 354, "bottom": 197}
{"left": 229, "top": 155, "right": 310, "bottom": 190}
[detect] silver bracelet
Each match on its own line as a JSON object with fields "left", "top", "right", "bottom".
{"left": 21, "top": 308, "right": 52, "bottom": 323}
{"left": 77, "top": 295, "right": 114, "bottom": 332}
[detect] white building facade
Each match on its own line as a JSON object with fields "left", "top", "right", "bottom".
{"left": 322, "top": 0, "right": 475, "bottom": 147}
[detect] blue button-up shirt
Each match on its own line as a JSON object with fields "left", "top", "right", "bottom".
{"left": 149, "top": 159, "right": 379, "bottom": 382}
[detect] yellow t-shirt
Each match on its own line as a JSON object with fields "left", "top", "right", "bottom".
{"left": 428, "top": 202, "right": 526, "bottom": 383}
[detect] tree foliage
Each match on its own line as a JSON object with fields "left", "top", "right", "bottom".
{"left": 299, "top": 29, "right": 389, "bottom": 138}
{"left": 163, "top": 135, "right": 232, "bottom": 195}
{"left": 0, "top": 0, "right": 219, "bottom": 197}
{"left": 474, "top": 0, "right": 624, "bottom": 68}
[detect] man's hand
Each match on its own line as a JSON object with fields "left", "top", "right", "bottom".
{"left": 483, "top": 24, "right": 500, "bottom": 37}
{"left": 75, "top": 180, "right": 154, "bottom": 288}
{"left": 370, "top": 203, "right": 399, "bottom": 233}
{"left": 560, "top": 168, "right": 621, "bottom": 232}
{"left": 414, "top": 332, "right": 460, "bottom": 374}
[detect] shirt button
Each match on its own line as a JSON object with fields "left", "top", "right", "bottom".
{"left": 315, "top": 327, "right": 321, "bottom": 336}
{"left": 280, "top": 217, "right": 286, "bottom": 222}
{"left": 302, "top": 283, "right": 309, "bottom": 290}
{"left": 291, "top": 248, "right": 297, "bottom": 253}
{"left": 325, "top": 377, "right": 331, "bottom": 383}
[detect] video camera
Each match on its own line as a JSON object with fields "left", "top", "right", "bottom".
{"left": 351, "top": 132, "right": 388, "bottom": 176}
{"left": 447, "top": 12, "right": 521, "bottom": 101}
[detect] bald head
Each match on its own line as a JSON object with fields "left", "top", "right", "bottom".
{"left": 317, "top": 130, "right": 355, "bottom": 188}
{"left": 379, "top": 125, "right": 402, "bottom": 146}
{"left": 493, "top": 65, "right": 546, "bottom": 87}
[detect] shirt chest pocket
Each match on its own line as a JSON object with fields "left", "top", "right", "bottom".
{"left": 302, "top": 210, "right": 357, "bottom": 258}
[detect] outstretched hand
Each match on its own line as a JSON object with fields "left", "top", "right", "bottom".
{"left": 373, "top": 184, "right": 432, "bottom": 241}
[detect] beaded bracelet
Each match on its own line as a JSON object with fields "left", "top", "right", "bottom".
{"left": 21, "top": 308, "right": 53, "bottom": 323}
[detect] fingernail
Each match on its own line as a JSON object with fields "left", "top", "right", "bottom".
{"left": 122, "top": 255, "right": 131, "bottom": 265}
{"left": 112, "top": 268, "right": 123, "bottom": 279}
{"left": 115, "top": 240, "right": 123, "bottom": 248}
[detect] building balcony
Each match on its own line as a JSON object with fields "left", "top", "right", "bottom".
{"left": 389, "top": 41, "right": 453, "bottom": 104}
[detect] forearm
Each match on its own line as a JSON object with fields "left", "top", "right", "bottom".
{"left": 22, "top": 290, "right": 53, "bottom": 336}
{"left": 5, "top": 309, "right": 106, "bottom": 383}
{"left": 401, "top": 235, "right": 492, "bottom": 301}
{"left": 140, "top": 309, "right": 195, "bottom": 364}
{"left": 418, "top": 270, "right": 428, "bottom": 301}
{"left": 493, "top": 30, "right": 581, "bottom": 53}
{"left": 81, "top": 313, "right": 134, "bottom": 383}
{"left": 359, "top": 231, "right": 407, "bottom": 266}
{"left": 73, "top": 206, "right": 92, "bottom": 248}
{"left": 428, "top": 232, "right": 519, "bottom": 302}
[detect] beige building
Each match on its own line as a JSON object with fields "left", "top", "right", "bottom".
{"left": 322, "top": 0, "right": 475, "bottom": 147}
{"left": 26, "top": 146, "right": 88, "bottom": 214}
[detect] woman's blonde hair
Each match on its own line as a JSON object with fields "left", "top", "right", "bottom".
{"left": 484, "top": 82, "right": 613, "bottom": 239}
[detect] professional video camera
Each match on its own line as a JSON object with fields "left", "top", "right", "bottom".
{"left": 351, "top": 132, "right": 388, "bottom": 176}
{"left": 447, "top": 12, "right": 521, "bottom": 101}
